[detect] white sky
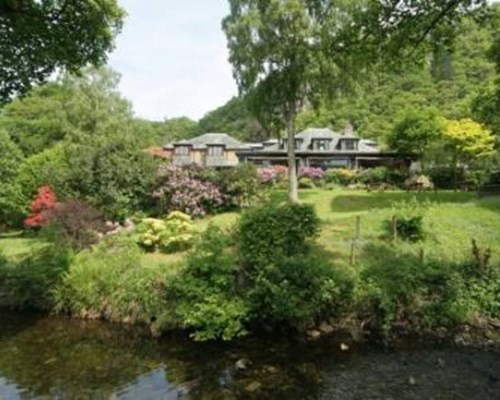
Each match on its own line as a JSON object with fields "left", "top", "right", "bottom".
{"left": 108, "top": 0, "right": 237, "bottom": 121}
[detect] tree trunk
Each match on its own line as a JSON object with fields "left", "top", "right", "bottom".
{"left": 286, "top": 104, "right": 298, "bottom": 203}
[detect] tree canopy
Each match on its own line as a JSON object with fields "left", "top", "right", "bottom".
{"left": 223, "top": 0, "right": 488, "bottom": 201}
{"left": 388, "top": 108, "right": 443, "bottom": 170}
{"left": 0, "top": 0, "right": 125, "bottom": 103}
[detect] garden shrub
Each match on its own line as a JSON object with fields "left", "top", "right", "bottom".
{"left": 246, "top": 250, "right": 352, "bottom": 324}
{"left": 153, "top": 164, "right": 224, "bottom": 217}
{"left": 168, "top": 226, "right": 248, "bottom": 341}
{"left": 257, "top": 165, "right": 288, "bottom": 185}
{"left": 356, "top": 245, "right": 452, "bottom": 332}
{"left": 324, "top": 168, "right": 359, "bottom": 186}
{"left": 298, "top": 167, "right": 325, "bottom": 180}
{"left": 53, "top": 236, "right": 176, "bottom": 331}
{"left": 359, "top": 167, "right": 388, "bottom": 186}
{"left": 0, "top": 246, "right": 72, "bottom": 310}
{"left": 356, "top": 243, "right": 500, "bottom": 334}
{"left": 298, "top": 177, "right": 315, "bottom": 189}
{"left": 43, "top": 201, "right": 107, "bottom": 250}
{"left": 428, "top": 166, "right": 466, "bottom": 189}
{"left": 239, "top": 203, "right": 320, "bottom": 268}
{"left": 137, "top": 212, "right": 198, "bottom": 253}
{"left": 204, "top": 164, "right": 263, "bottom": 209}
{"left": 24, "top": 185, "right": 57, "bottom": 229}
{"left": 390, "top": 197, "right": 428, "bottom": 241}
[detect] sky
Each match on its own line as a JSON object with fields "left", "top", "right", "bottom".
{"left": 108, "top": 0, "right": 236, "bottom": 122}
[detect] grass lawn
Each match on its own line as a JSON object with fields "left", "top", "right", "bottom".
{"left": 207, "top": 189, "right": 500, "bottom": 266}
{"left": 2, "top": 189, "right": 499, "bottom": 266}
{"left": 0, "top": 232, "right": 48, "bottom": 258}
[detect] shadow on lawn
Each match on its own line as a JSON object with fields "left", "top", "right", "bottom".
{"left": 476, "top": 195, "right": 500, "bottom": 215}
{"left": 331, "top": 191, "right": 474, "bottom": 213}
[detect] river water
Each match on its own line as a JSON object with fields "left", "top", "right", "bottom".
{"left": 0, "top": 312, "right": 499, "bottom": 399}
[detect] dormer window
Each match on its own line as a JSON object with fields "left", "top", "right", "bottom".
{"left": 208, "top": 145, "right": 224, "bottom": 157}
{"left": 175, "top": 145, "right": 190, "bottom": 156}
{"left": 340, "top": 139, "right": 358, "bottom": 151}
{"left": 312, "top": 139, "right": 330, "bottom": 151}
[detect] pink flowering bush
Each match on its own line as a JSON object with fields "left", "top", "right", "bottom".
{"left": 298, "top": 167, "right": 325, "bottom": 180}
{"left": 258, "top": 165, "right": 288, "bottom": 185}
{"left": 153, "top": 165, "right": 224, "bottom": 217}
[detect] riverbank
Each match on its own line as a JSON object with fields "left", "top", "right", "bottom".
{"left": 1, "top": 311, "right": 499, "bottom": 399}
{"left": 1, "top": 190, "right": 499, "bottom": 343}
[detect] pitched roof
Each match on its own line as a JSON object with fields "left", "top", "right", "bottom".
{"left": 166, "top": 133, "right": 245, "bottom": 150}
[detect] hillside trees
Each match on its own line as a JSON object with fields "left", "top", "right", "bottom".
{"left": 0, "top": 0, "right": 125, "bottom": 104}
{"left": 0, "top": 67, "right": 143, "bottom": 155}
{"left": 223, "top": 0, "right": 486, "bottom": 201}
{"left": 1, "top": 68, "right": 159, "bottom": 223}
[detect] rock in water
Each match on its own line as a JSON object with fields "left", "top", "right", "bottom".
{"left": 340, "top": 343, "right": 350, "bottom": 351}
{"left": 245, "top": 381, "right": 262, "bottom": 392}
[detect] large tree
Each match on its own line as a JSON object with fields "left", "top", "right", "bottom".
{"left": 0, "top": 0, "right": 124, "bottom": 103}
{"left": 223, "top": 0, "right": 342, "bottom": 202}
{"left": 223, "top": 0, "right": 486, "bottom": 202}
{"left": 0, "top": 67, "right": 138, "bottom": 156}
{"left": 388, "top": 108, "right": 443, "bottom": 171}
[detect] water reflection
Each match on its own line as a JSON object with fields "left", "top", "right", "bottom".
{"left": 0, "top": 312, "right": 499, "bottom": 399}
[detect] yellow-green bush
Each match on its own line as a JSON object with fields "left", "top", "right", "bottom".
{"left": 137, "top": 212, "right": 198, "bottom": 253}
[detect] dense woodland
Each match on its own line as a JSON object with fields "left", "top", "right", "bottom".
{"left": 198, "top": 6, "right": 500, "bottom": 143}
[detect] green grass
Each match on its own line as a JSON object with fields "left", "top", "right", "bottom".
{"left": 203, "top": 189, "right": 500, "bottom": 266}
{"left": 2, "top": 189, "right": 500, "bottom": 267}
{"left": 0, "top": 232, "right": 47, "bottom": 258}
{"left": 303, "top": 189, "right": 500, "bottom": 265}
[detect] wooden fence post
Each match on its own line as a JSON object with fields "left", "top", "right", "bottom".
{"left": 350, "top": 216, "right": 361, "bottom": 266}
{"left": 392, "top": 215, "right": 398, "bottom": 241}
{"left": 419, "top": 247, "right": 425, "bottom": 267}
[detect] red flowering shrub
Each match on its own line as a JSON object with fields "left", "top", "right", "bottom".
{"left": 24, "top": 186, "right": 57, "bottom": 229}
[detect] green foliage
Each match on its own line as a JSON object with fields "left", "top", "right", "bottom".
{"left": 239, "top": 203, "right": 319, "bottom": 268}
{"left": 0, "top": 130, "right": 24, "bottom": 227}
{"left": 14, "top": 139, "right": 157, "bottom": 221}
{"left": 324, "top": 169, "right": 359, "bottom": 186}
{"left": 298, "top": 177, "right": 315, "bottom": 189}
{"left": 359, "top": 167, "right": 389, "bottom": 186}
{"left": 169, "top": 226, "right": 248, "bottom": 341}
{"left": 160, "top": 117, "right": 200, "bottom": 142}
{"left": 246, "top": 251, "right": 350, "bottom": 323}
{"left": 388, "top": 108, "right": 443, "bottom": 169}
{"left": 210, "top": 163, "right": 264, "bottom": 210}
{"left": 443, "top": 118, "right": 496, "bottom": 162}
{"left": 15, "top": 144, "right": 72, "bottom": 211}
{"left": 53, "top": 236, "right": 175, "bottom": 331}
{"left": 42, "top": 201, "right": 107, "bottom": 251}
{"left": 0, "top": 1, "right": 125, "bottom": 103}
{"left": 0, "top": 246, "right": 72, "bottom": 310}
{"left": 137, "top": 212, "right": 198, "bottom": 254}
{"left": 356, "top": 242, "right": 500, "bottom": 333}
{"left": 199, "top": 97, "right": 266, "bottom": 142}
{"left": 391, "top": 197, "right": 429, "bottom": 241}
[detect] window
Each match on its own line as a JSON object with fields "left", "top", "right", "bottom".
{"left": 175, "top": 146, "right": 190, "bottom": 156}
{"left": 341, "top": 140, "right": 357, "bottom": 151}
{"left": 208, "top": 145, "right": 224, "bottom": 157}
{"left": 313, "top": 140, "right": 330, "bottom": 151}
